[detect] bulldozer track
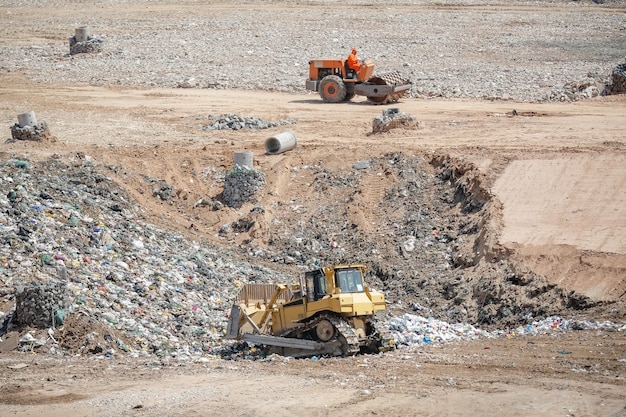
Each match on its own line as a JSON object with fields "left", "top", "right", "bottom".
{"left": 367, "top": 71, "right": 410, "bottom": 105}
{"left": 372, "top": 322, "right": 395, "bottom": 352}
{"left": 276, "top": 313, "right": 360, "bottom": 357}
{"left": 328, "top": 315, "right": 361, "bottom": 356}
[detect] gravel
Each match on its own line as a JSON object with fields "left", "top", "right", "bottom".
{"left": 1, "top": 0, "right": 625, "bottom": 102}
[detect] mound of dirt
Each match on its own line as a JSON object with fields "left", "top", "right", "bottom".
{"left": 56, "top": 313, "right": 133, "bottom": 356}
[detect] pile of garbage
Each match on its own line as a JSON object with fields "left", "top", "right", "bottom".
{"left": 200, "top": 114, "right": 297, "bottom": 131}
{"left": 69, "top": 34, "right": 104, "bottom": 55}
{"left": 371, "top": 108, "right": 418, "bottom": 134}
{"left": 1, "top": 155, "right": 623, "bottom": 362}
{"left": 10, "top": 121, "right": 57, "bottom": 142}
{"left": 0, "top": 156, "right": 288, "bottom": 359}
{"left": 222, "top": 168, "right": 266, "bottom": 208}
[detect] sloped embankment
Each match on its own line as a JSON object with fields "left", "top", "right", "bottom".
{"left": 255, "top": 151, "right": 598, "bottom": 327}
{"left": 491, "top": 154, "right": 626, "bottom": 307}
{"left": 417, "top": 154, "right": 599, "bottom": 325}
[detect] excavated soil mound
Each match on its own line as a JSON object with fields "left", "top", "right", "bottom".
{"left": 56, "top": 313, "right": 133, "bottom": 355}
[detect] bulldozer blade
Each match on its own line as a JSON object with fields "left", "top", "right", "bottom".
{"left": 242, "top": 333, "right": 337, "bottom": 350}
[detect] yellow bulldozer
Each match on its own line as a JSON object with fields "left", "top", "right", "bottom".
{"left": 305, "top": 58, "right": 411, "bottom": 104}
{"left": 225, "top": 264, "right": 394, "bottom": 358}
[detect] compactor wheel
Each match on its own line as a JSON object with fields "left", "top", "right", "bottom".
{"left": 366, "top": 95, "right": 387, "bottom": 104}
{"left": 319, "top": 75, "right": 347, "bottom": 103}
{"left": 315, "top": 319, "right": 336, "bottom": 342}
{"left": 366, "top": 71, "right": 409, "bottom": 105}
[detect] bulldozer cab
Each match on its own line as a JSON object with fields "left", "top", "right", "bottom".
{"left": 304, "top": 264, "right": 367, "bottom": 301}
{"left": 335, "top": 268, "right": 365, "bottom": 293}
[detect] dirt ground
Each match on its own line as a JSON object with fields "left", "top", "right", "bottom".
{"left": 1, "top": 1, "right": 626, "bottom": 416}
{"left": 0, "top": 330, "right": 624, "bottom": 417}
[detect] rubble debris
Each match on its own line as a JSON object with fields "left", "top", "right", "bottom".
{"left": 222, "top": 167, "right": 266, "bottom": 208}
{"left": 371, "top": 108, "right": 418, "bottom": 134}
{"left": 547, "top": 62, "right": 626, "bottom": 101}
{"left": 177, "top": 77, "right": 197, "bottom": 88}
{"left": 549, "top": 77, "right": 606, "bottom": 101}
{"left": 69, "top": 30, "right": 104, "bottom": 55}
{"left": 200, "top": 114, "right": 297, "bottom": 131}
{"left": 15, "top": 280, "right": 68, "bottom": 329}
{"left": 10, "top": 121, "right": 57, "bottom": 142}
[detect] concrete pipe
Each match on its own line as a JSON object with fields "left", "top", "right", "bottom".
{"left": 234, "top": 151, "right": 254, "bottom": 169}
{"left": 265, "top": 131, "right": 297, "bottom": 155}
{"left": 17, "top": 111, "right": 37, "bottom": 128}
{"left": 75, "top": 26, "right": 90, "bottom": 42}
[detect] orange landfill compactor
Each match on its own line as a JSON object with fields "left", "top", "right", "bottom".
{"left": 306, "top": 58, "right": 411, "bottom": 104}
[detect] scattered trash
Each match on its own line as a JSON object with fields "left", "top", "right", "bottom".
{"left": 388, "top": 313, "right": 625, "bottom": 349}
{"left": 200, "top": 114, "right": 296, "bottom": 131}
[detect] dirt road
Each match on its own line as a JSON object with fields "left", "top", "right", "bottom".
{"left": 1, "top": 330, "right": 625, "bottom": 417}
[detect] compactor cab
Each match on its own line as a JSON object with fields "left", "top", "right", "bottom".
{"left": 306, "top": 58, "right": 411, "bottom": 104}
{"left": 226, "top": 264, "right": 394, "bottom": 358}
{"left": 309, "top": 59, "right": 375, "bottom": 83}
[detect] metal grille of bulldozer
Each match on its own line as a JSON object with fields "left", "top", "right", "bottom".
{"left": 234, "top": 283, "right": 293, "bottom": 307}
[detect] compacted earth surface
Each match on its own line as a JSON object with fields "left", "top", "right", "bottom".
{"left": 0, "top": 1, "right": 625, "bottom": 416}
